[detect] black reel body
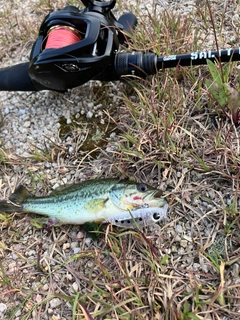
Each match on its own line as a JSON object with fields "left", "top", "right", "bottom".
{"left": 29, "top": 0, "right": 137, "bottom": 91}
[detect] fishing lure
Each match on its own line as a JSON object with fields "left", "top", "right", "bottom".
{"left": 106, "top": 204, "right": 168, "bottom": 228}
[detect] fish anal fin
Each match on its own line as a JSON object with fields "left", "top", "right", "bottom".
{"left": 84, "top": 198, "right": 108, "bottom": 213}
{"left": 9, "top": 185, "right": 32, "bottom": 206}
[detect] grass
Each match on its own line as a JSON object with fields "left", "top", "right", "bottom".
{"left": 0, "top": 0, "right": 240, "bottom": 319}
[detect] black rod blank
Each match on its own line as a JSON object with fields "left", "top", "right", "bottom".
{"left": 156, "top": 47, "right": 240, "bottom": 69}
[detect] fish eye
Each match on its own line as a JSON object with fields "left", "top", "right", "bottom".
{"left": 153, "top": 212, "right": 161, "bottom": 221}
{"left": 137, "top": 183, "right": 148, "bottom": 192}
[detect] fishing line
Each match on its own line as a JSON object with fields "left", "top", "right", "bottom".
{"left": 45, "top": 25, "right": 82, "bottom": 49}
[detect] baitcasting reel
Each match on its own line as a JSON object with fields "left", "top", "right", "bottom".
{"left": 29, "top": 0, "right": 138, "bottom": 91}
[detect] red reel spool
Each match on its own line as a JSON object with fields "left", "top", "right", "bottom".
{"left": 45, "top": 25, "right": 82, "bottom": 49}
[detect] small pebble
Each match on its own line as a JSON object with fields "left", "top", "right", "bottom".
{"left": 72, "top": 282, "right": 79, "bottom": 292}
{"left": 232, "top": 263, "right": 239, "bottom": 277}
{"left": 47, "top": 308, "right": 53, "bottom": 315}
{"left": 26, "top": 250, "right": 36, "bottom": 256}
{"left": 66, "top": 274, "right": 72, "bottom": 281}
{"left": 86, "top": 111, "right": 93, "bottom": 118}
{"left": 19, "top": 109, "right": 26, "bottom": 115}
{"left": 42, "top": 283, "right": 49, "bottom": 291}
{"left": 180, "top": 240, "right": 188, "bottom": 248}
{"left": 35, "top": 294, "right": 42, "bottom": 303}
{"left": 0, "top": 303, "right": 7, "bottom": 313}
{"left": 76, "top": 231, "right": 84, "bottom": 239}
{"left": 73, "top": 248, "right": 81, "bottom": 254}
{"left": 71, "top": 242, "right": 79, "bottom": 249}
{"left": 178, "top": 248, "right": 185, "bottom": 255}
{"left": 176, "top": 171, "right": 181, "bottom": 178}
{"left": 4, "top": 107, "right": 9, "bottom": 114}
{"left": 171, "top": 246, "right": 178, "bottom": 253}
{"left": 23, "top": 121, "right": 31, "bottom": 128}
{"left": 208, "top": 190, "right": 215, "bottom": 199}
{"left": 85, "top": 238, "right": 92, "bottom": 245}
{"left": 68, "top": 146, "right": 74, "bottom": 153}
{"left": 49, "top": 298, "right": 62, "bottom": 309}
{"left": 175, "top": 235, "right": 181, "bottom": 242}
{"left": 175, "top": 225, "right": 183, "bottom": 233}
{"left": 63, "top": 243, "right": 70, "bottom": 250}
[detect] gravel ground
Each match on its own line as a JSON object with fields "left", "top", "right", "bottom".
{"left": 0, "top": 0, "right": 240, "bottom": 319}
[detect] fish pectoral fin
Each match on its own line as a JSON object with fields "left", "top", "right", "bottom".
{"left": 84, "top": 198, "right": 108, "bottom": 213}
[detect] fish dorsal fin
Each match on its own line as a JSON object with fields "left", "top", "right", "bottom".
{"left": 9, "top": 185, "right": 32, "bottom": 205}
{"left": 49, "top": 184, "right": 71, "bottom": 195}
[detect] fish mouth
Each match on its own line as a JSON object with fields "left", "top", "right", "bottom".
{"left": 144, "top": 189, "right": 163, "bottom": 200}
{"left": 152, "top": 189, "right": 163, "bottom": 198}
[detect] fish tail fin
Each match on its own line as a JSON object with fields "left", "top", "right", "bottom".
{"left": 0, "top": 185, "right": 31, "bottom": 213}
{"left": 0, "top": 200, "right": 23, "bottom": 213}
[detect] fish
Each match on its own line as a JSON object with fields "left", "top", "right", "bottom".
{"left": 0, "top": 179, "right": 168, "bottom": 227}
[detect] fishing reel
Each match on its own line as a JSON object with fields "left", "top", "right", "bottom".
{"left": 29, "top": 0, "right": 138, "bottom": 91}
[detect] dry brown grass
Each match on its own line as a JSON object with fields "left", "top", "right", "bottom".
{"left": 0, "top": 0, "right": 240, "bottom": 319}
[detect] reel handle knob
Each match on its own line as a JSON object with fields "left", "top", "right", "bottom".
{"left": 118, "top": 13, "right": 137, "bottom": 36}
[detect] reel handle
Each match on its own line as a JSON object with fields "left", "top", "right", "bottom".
{"left": 118, "top": 13, "right": 137, "bottom": 37}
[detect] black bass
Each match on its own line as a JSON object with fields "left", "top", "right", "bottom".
{"left": 0, "top": 179, "right": 168, "bottom": 227}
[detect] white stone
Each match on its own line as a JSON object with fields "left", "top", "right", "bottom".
{"left": 49, "top": 298, "right": 62, "bottom": 309}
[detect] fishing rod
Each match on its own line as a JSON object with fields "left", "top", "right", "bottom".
{"left": 0, "top": 0, "right": 240, "bottom": 92}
